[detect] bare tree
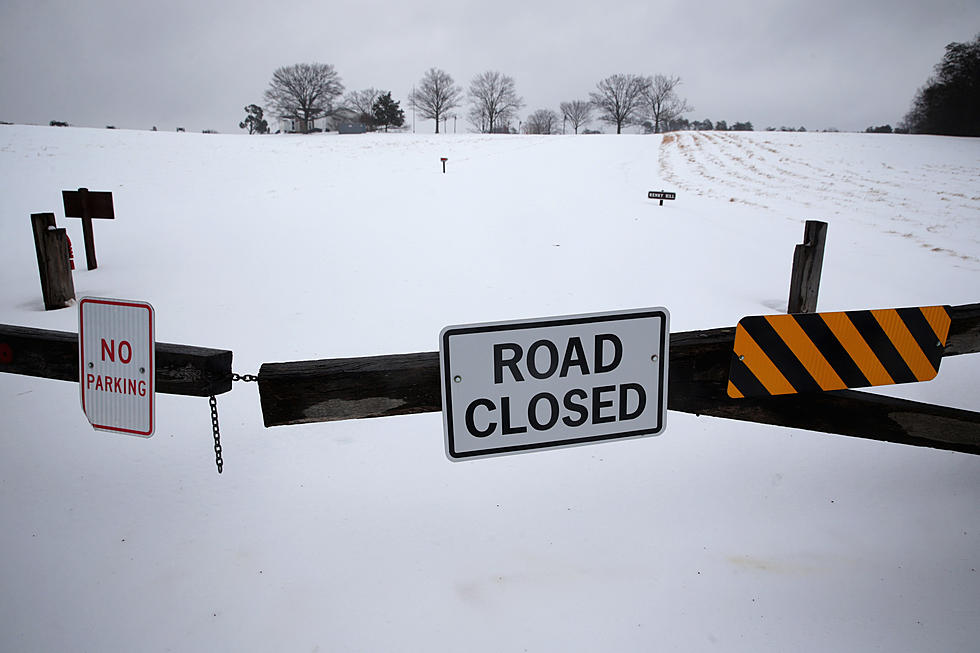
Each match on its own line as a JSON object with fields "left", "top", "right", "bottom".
{"left": 524, "top": 109, "right": 560, "bottom": 134}
{"left": 339, "top": 88, "right": 381, "bottom": 129}
{"left": 644, "top": 74, "right": 693, "bottom": 133}
{"left": 468, "top": 71, "right": 524, "bottom": 134}
{"left": 409, "top": 68, "right": 463, "bottom": 134}
{"left": 589, "top": 74, "right": 650, "bottom": 134}
{"left": 264, "top": 63, "right": 344, "bottom": 133}
{"left": 559, "top": 100, "right": 592, "bottom": 134}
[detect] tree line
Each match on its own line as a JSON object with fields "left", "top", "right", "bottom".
{"left": 250, "top": 36, "right": 979, "bottom": 138}
{"left": 248, "top": 64, "right": 713, "bottom": 135}
{"left": 900, "top": 33, "right": 979, "bottom": 136}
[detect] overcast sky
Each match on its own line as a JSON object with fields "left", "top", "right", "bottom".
{"left": 1, "top": 0, "right": 978, "bottom": 134}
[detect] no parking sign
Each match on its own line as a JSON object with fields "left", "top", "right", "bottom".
{"left": 79, "top": 297, "right": 155, "bottom": 436}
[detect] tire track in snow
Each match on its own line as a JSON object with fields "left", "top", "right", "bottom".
{"left": 659, "top": 132, "right": 770, "bottom": 209}
{"left": 657, "top": 131, "right": 980, "bottom": 267}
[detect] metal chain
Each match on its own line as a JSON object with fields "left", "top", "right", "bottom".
{"left": 203, "top": 373, "right": 256, "bottom": 475}
{"left": 209, "top": 395, "right": 223, "bottom": 474}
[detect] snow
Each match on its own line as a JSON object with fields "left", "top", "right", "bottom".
{"left": 1, "top": 124, "right": 978, "bottom": 652}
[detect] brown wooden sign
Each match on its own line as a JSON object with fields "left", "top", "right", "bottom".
{"left": 63, "top": 189, "right": 114, "bottom": 220}
{"left": 62, "top": 188, "right": 114, "bottom": 270}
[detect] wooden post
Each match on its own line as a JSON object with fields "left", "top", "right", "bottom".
{"left": 77, "top": 188, "right": 98, "bottom": 270}
{"left": 787, "top": 220, "right": 827, "bottom": 314}
{"left": 30, "top": 213, "right": 75, "bottom": 310}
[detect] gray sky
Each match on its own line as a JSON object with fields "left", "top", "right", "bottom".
{"left": 1, "top": 0, "right": 978, "bottom": 133}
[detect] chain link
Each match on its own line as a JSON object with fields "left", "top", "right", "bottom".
{"left": 203, "top": 373, "right": 256, "bottom": 475}
{"left": 209, "top": 395, "right": 223, "bottom": 474}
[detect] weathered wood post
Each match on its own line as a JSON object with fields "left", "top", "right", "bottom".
{"left": 30, "top": 213, "right": 75, "bottom": 310}
{"left": 787, "top": 220, "right": 827, "bottom": 314}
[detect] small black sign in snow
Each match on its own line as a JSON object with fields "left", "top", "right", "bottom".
{"left": 648, "top": 190, "right": 676, "bottom": 204}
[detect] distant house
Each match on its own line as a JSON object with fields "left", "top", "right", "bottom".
{"left": 278, "top": 117, "right": 327, "bottom": 133}
{"left": 337, "top": 121, "right": 367, "bottom": 134}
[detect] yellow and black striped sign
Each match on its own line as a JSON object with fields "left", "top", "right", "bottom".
{"left": 727, "top": 306, "right": 951, "bottom": 398}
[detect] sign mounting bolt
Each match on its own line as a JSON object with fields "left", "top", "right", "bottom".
{"left": 453, "top": 375, "right": 462, "bottom": 383}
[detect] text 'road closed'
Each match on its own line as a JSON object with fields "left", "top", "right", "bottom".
{"left": 440, "top": 309, "right": 668, "bottom": 460}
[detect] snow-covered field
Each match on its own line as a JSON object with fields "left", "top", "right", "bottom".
{"left": 1, "top": 125, "right": 978, "bottom": 652}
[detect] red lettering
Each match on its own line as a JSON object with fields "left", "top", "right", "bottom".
{"left": 119, "top": 341, "right": 132, "bottom": 364}
{"left": 99, "top": 340, "right": 134, "bottom": 364}
{"left": 87, "top": 373, "right": 149, "bottom": 398}
{"left": 101, "top": 339, "right": 114, "bottom": 362}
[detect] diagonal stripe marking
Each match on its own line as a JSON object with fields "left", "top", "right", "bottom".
{"left": 793, "top": 313, "right": 870, "bottom": 388}
{"left": 819, "top": 312, "right": 894, "bottom": 386}
{"left": 741, "top": 317, "right": 822, "bottom": 393}
{"left": 734, "top": 323, "right": 796, "bottom": 395}
{"left": 764, "top": 315, "right": 847, "bottom": 391}
{"left": 727, "top": 381, "right": 744, "bottom": 399}
{"left": 897, "top": 307, "right": 943, "bottom": 372}
{"left": 871, "top": 309, "right": 939, "bottom": 382}
{"left": 728, "top": 355, "right": 771, "bottom": 398}
{"left": 847, "top": 311, "right": 916, "bottom": 384}
{"left": 920, "top": 305, "right": 952, "bottom": 344}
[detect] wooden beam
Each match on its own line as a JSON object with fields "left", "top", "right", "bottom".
{"left": 666, "top": 324, "right": 980, "bottom": 454}
{"left": 255, "top": 304, "right": 980, "bottom": 454}
{"left": 673, "top": 384, "right": 980, "bottom": 455}
{"left": 0, "top": 324, "right": 232, "bottom": 396}
{"left": 258, "top": 352, "right": 440, "bottom": 427}
{"left": 945, "top": 302, "right": 980, "bottom": 356}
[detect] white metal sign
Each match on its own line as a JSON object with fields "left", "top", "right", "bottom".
{"left": 440, "top": 308, "right": 669, "bottom": 461}
{"left": 79, "top": 297, "right": 155, "bottom": 437}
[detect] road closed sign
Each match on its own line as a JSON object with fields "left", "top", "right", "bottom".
{"left": 79, "top": 297, "right": 155, "bottom": 436}
{"left": 440, "top": 308, "right": 669, "bottom": 460}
